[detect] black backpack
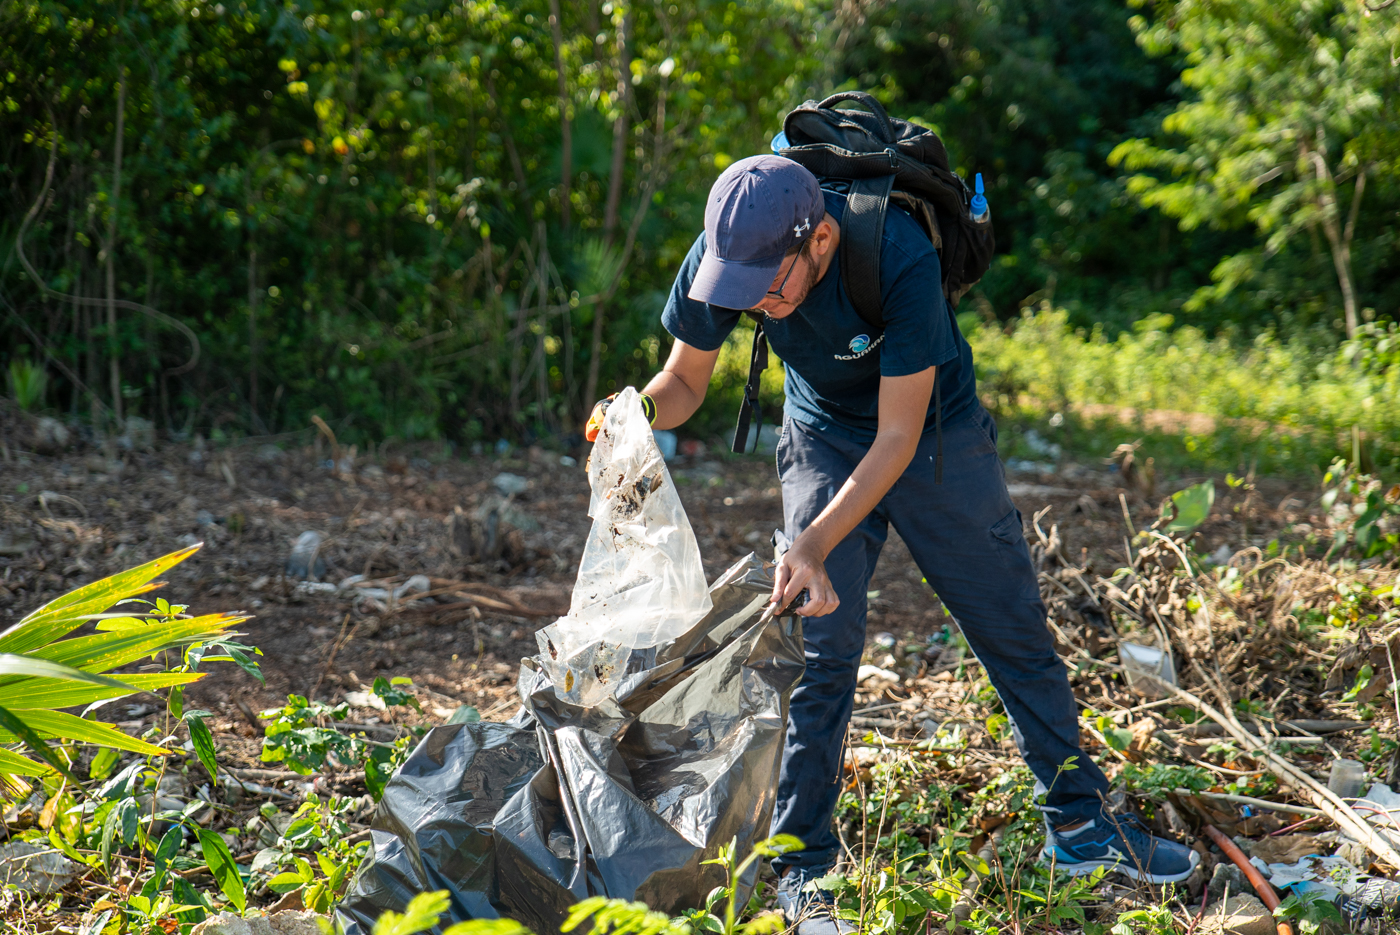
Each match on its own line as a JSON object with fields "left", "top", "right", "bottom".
{"left": 732, "top": 91, "right": 996, "bottom": 469}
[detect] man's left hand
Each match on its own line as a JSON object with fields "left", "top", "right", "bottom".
{"left": 771, "top": 536, "right": 839, "bottom": 617}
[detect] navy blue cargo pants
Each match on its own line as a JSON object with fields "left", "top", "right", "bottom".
{"left": 769, "top": 405, "right": 1109, "bottom": 873}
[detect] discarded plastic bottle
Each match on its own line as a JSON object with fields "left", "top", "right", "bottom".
{"left": 970, "top": 172, "right": 990, "bottom": 224}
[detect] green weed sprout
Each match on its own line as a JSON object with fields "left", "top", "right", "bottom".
{"left": 701, "top": 834, "right": 802, "bottom": 935}
{"left": 258, "top": 675, "right": 419, "bottom": 796}
{"left": 7, "top": 358, "right": 47, "bottom": 411}
{"left": 260, "top": 794, "right": 372, "bottom": 912}
{"left": 372, "top": 890, "right": 529, "bottom": 935}
{"left": 1273, "top": 891, "right": 1345, "bottom": 935}
{"left": 562, "top": 896, "right": 692, "bottom": 935}
{"left": 561, "top": 835, "right": 801, "bottom": 935}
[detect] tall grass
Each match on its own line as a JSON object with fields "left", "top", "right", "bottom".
{"left": 970, "top": 309, "right": 1400, "bottom": 477}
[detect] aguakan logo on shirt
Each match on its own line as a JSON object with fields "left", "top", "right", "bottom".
{"left": 834, "top": 333, "right": 883, "bottom": 361}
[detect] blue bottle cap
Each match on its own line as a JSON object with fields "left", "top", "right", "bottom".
{"left": 970, "top": 172, "right": 988, "bottom": 216}
{"left": 770, "top": 130, "right": 790, "bottom": 153}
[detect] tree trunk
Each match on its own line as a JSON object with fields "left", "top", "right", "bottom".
{"left": 584, "top": 8, "right": 633, "bottom": 414}
{"left": 68, "top": 112, "right": 84, "bottom": 417}
{"left": 105, "top": 68, "right": 127, "bottom": 428}
{"left": 586, "top": 0, "right": 601, "bottom": 65}
{"left": 602, "top": 10, "right": 633, "bottom": 243}
{"left": 1342, "top": 167, "right": 1366, "bottom": 328}
{"left": 549, "top": 0, "right": 572, "bottom": 229}
{"left": 1307, "top": 146, "right": 1362, "bottom": 339}
{"left": 248, "top": 235, "right": 259, "bottom": 423}
{"left": 484, "top": 72, "right": 531, "bottom": 205}
{"left": 1323, "top": 211, "right": 1360, "bottom": 340}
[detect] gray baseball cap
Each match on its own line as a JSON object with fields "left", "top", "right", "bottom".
{"left": 688, "top": 155, "right": 824, "bottom": 309}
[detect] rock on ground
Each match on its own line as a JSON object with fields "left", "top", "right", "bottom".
{"left": 1196, "top": 893, "right": 1275, "bottom": 935}
{"left": 1206, "top": 860, "right": 1247, "bottom": 904}
{"left": 189, "top": 910, "right": 327, "bottom": 935}
{"left": 0, "top": 840, "right": 79, "bottom": 895}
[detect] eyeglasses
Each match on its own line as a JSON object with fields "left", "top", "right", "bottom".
{"left": 760, "top": 246, "right": 807, "bottom": 306}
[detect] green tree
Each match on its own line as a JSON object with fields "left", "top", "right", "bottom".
{"left": 827, "top": 0, "right": 1204, "bottom": 324}
{"left": 1110, "top": 0, "right": 1400, "bottom": 338}
{"left": 1, "top": 0, "right": 820, "bottom": 444}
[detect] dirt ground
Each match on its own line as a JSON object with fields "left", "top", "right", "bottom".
{"left": 0, "top": 404, "right": 1317, "bottom": 772}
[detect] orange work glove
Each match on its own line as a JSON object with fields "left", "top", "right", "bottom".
{"left": 584, "top": 392, "right": 657, "bottom": 442}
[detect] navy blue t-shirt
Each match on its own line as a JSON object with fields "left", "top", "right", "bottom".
{"left": 662, "top": 189, "right": 979, "bottom": 444}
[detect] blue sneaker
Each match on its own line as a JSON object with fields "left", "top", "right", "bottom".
{"left": 775, "top": 867, "right": 856, "bottom": 935}
{"left": 1041, "top": 813, "right": 1200, "bottom": 884}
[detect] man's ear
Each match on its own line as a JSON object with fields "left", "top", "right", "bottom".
{"left": 812, "top": 213, "right": 839, "bottom": 257}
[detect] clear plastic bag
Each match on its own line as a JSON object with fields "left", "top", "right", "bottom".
{"left": 535, "top": 387, "right": 712, "bottom": 705}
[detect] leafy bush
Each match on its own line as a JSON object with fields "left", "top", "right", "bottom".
{"left": 258, "top": 795, "right": 371, "bottom": 913}
{"left": 258, "top": 675, "right": 422, "bottom": 797}
{"left": 1321, "top": 458, "right": 1400, "bottom": 559}
{"left": 2, "top": 0, "right": 822, "bottom": 445}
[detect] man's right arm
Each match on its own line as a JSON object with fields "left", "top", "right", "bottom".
{"left": 641, "top": 339, "right": 721, "bottom": 430}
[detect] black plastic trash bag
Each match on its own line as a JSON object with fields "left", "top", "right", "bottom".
{"left": 336, "top": 553, "right": 805, "bottom": 935}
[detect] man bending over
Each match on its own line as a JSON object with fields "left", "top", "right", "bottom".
{"left": 586, "top": 155, "right": 1197, "bottom": 934}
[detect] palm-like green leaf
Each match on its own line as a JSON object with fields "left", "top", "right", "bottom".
{"left": 0, "top": 747, "right": 53, "bottom": 777}
{"left": 3, "top": 672, "right": 200, "bottom": 710}
{"left": 22, "top": 613, "right": 247, "bottom": 673}
{"left": 0, "top": 709, "right": 170, "bottom": 757}
{"left": 0, "top": 654, "right": 134, "bottom": 690}
{"left": 0, "top": 543, "right": 201, "bottom": 654}
{"left": 0, "top": 545, "right": 254, "bottom": 782}
{"left": 0, "top": 704, "right": 80, "bottom": 783}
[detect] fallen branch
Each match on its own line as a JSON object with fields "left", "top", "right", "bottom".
{"left": 1179, "top": 719, "right": 1368, "bottom": 738}
{"left": 425, "top": 577, "right": 566, "bottom": 617}
{"left": 1174, "top": 789, "right": 1323, "bottom": 817}
{"left": 436, "top": 592, "right": 558, "bottom": 617}
{"left": 216, "top": 771, "right": 298, "bottom": 801}
{"left": 224, "top": 766, "right": 312, "bottom": 782}
{"left": 1168, "top": 681, "right": 1400, "bottom": 868}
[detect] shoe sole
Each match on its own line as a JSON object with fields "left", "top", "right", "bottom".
{"left": 1040, "top": 848, "right": 1199, "bottom": 885}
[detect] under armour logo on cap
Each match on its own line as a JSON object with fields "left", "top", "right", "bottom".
{"left": 687, "top": 155, "right": 824, "bottom": 310}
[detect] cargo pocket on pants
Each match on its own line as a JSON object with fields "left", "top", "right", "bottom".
{"left": 991, "top": 508, "right": 1025, "bottom": 568}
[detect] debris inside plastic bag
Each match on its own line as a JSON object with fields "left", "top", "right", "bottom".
{"left": 535, "top": 387, "right": 712, "bottom": 707}
{"left": 336, "top": 553, "right": 804, "bottom": 935}
{"left": 336, "top": 389, "right": 805, "bottom": 935}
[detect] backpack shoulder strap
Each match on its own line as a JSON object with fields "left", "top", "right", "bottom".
{"left": 731, "top": 314, "right": 768, "bottom": 454}
{"left": 839, "top": 174, "right": 894, "bottom": 331}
